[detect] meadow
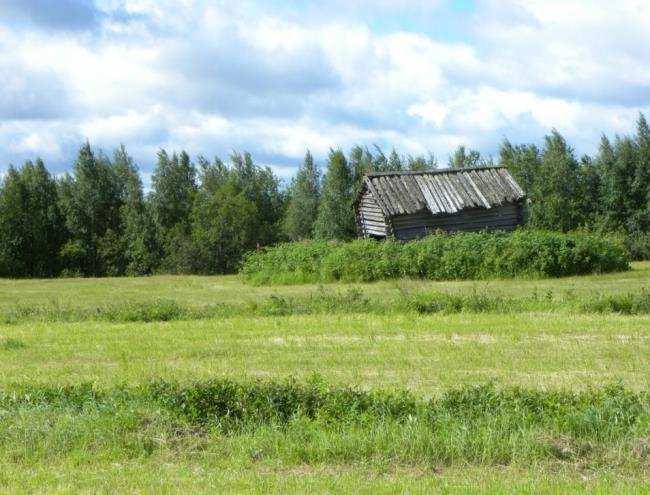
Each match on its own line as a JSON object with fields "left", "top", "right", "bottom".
{"left": 0, "top": 263, "right": 649, "bottom": 493}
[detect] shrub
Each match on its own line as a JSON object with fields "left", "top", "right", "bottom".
{"left": 240, "top": 240, "right": 338, "bottom": 285}
{"left": 240, "top": 230, "right": 630, "bottom": 284}
{"left": 625, "top": 232, "right": 650, "bottom": 261}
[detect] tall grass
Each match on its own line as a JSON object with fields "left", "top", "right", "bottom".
{"left": 240, "top": 231, "right": 630, "bottom": 284}
{"left": 1, "top": 379, "right": 647, "bottom": 468}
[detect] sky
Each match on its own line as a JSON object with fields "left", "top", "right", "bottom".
{"left": 1, "top": 0, "right": 650, "bottom": 184}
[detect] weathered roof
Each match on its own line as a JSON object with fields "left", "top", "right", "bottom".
{"left": 359, "top": 166, "right": 525, "bottom": 217}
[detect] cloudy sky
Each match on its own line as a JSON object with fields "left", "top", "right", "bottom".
{"left": 1, "top": 0, "right": 650, "bottom": 183}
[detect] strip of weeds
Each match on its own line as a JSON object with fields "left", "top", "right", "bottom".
{"left": 2, "top": 288, "right": 650, "bottom": 325}
{"left": 0, "top": 288, "right": 650, "bottom": 326}
{"left": 0, "top": 378, "right": 647, "bottom": 471}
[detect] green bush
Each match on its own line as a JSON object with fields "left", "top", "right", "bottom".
{"left": 624, "top": 232, "right": 650, "bottom": 261}
{"left": 240, "top": 230, "right": 630, "bottom": 284}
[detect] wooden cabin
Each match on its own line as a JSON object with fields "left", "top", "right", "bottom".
{"left": 354, "top": 167, "right": 526, "bottom": 240}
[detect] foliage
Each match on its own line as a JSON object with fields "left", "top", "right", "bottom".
{"left": 580, "top": 289, "right": 650, "bottom": 315}
{"left": 150, "top": 150, "right": 197, "bottom": 271}
{"left": 501, "top": 115, "right": 650, "bottom": 243}
{"left": 314, "top": 149, "right": 356, "bottom": 240}
{"left": 192, "top": 182, "right": 260, "bottom": 274}
{"left": 624, "top": 231, "right": 650, "bottom": 261}
{"left": 283, "top": 150, "right": 320, "bottom": 240}
{"left": 0, "top": 160, "right": 65, "bottom": 277}
{"left": 448, "top": 145, "right": 491, "bottom": 168}
{"left": 58, "top": 143, "right": 123, "bottom": 276}
{"left": 113, "top": 145, "right": 157, "bottom": 275}
{"left": 227, "top": 151, "right": 286, "bottom": 247}
{"left": 187, "top": 151, "right": 285, "bottom": 274}
{"left": 241, "top": 230, "right": 629, "bottom": 284}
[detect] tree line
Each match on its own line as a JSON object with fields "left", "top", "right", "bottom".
{"left": 1, "top": 114, "right": 648, "bottom": 277}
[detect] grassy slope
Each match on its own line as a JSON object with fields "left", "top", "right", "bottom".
{"left": 1, "top": 265, "right": 649, "bottom": 493}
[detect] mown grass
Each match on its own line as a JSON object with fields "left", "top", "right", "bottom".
{"left": 1, "top": 313, "right": 648, "bottom": 391}
{"left": 2, "top": 460, "right": 643, "bottom": 494}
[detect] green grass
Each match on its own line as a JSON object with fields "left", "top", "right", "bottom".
{"left": 1, "top": 379, "right": 647, "bottom": 493}
{"left": 1, "top": 313, "right": 649, "bottom": 390}
{"left": 2, "top": 462, "right": 644, "bottom": 494}
{"left": 1, "top": 284, "right": 650, "bottom": 325}
{"left": 1, "top": 264, "right": 649, "bottom": 493}
{"left": 1, "top": 380, "right": 647, "bottom": 472}
{"left": 0, "top": 261, "right": 646, "bottom": 310}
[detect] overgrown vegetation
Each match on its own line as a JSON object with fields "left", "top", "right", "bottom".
{"left": 1, "top": 379, "right": 647, "bottom": 469}
{"left": 241, "top": 231, "right": 629, "bottom": 284}
{"left": 1, "top": 114, "right": 649, "bottom": 279}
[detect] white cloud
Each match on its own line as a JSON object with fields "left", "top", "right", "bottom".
{"left": 0, "top": 0, "right": 649, "bottom": 176}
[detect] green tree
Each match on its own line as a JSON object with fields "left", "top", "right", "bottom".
{"left": 197, "top": 155, "right": 228, "bottom": 194}
{"left": 407, "top": 152, "right": 438, "bottom": 171}
{"left": 577, "top": 155, "right": 603, "bottom": 227}
{"left": 20, "top": 159, "right": 65, "bottom": 277}
{"left": 388, "top": 149, "right": 404, "bottom": 171}
{"left": 58, "top": 143, "right": 121, "bottom": 276}
{"left": 600, "top": 136, "right": 637, "bottom": 231}
{"left": 0, "top": 166, "right": 27, "bottom": 277}
{"left": 349, "top": 145, "right": 374, "bottom": 192}
{"left": 0, "top": 160, "right": 65, "bottom": 277}
{"left": 528, "top": 130, "right": 583, "bottom": 231}
{"left": 283, "top": 150, "right": 320, "bottom": 240}
{"left": 192, "top": 182, "right": 259, "bottom": 274}
{"left": 150, "top": 150, "right": 197, "bottom": 272}
{"left": 371, "top": 145, "right": 389, "bottom": 172}
{"left": 314, "top": 149, "right": 355, "bottom": 239}
{"left": 631, "top": 113, "right": 650, "bottom": 232}
{"left": 499, "top": 140, "right": 541, "bottom": 195}
{"left": 112, "top": 145, "right": 156, "bottom": 275}
{"left": 228, "top": 151, "right": 285, "bottom": 246}
{"left": 448, "top": 145, "right": 487, "bottom": 169}
{"left": 151, "top": 150, "right": 197, "bottom": 235}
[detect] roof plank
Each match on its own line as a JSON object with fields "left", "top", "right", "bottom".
{"left": 358, "top": 167, "right": 524, "bottom": 218}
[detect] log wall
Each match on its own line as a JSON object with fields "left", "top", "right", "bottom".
{"left": 391, "top": 203, "right": 523, "bottom": 240}
{"left": 356, "top": 189, "right": 389, "bottom": 237}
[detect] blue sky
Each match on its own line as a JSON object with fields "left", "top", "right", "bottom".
{"left": 1, "top": 0, "right": 649, "bottom": 183}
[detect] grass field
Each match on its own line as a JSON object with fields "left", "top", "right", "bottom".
{"left": 1, "top": 263, "right": 649, "bottom": 493}
{"left": 2, "top": 261, "right": 648, "bottom": 309}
